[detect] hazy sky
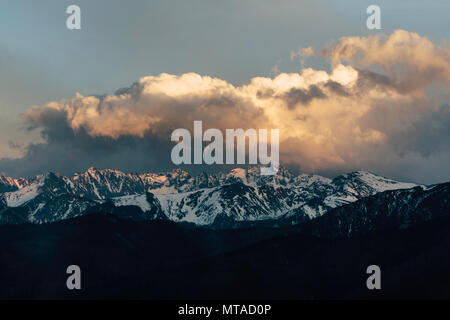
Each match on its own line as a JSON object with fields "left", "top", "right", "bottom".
{"left": 0, "top": 0, "right": 449, "bottom": 183}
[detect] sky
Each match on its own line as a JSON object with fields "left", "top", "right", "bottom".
{"left": 0, "top": 0, "right": 449, "bottom": 184}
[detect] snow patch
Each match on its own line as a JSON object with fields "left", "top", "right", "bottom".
{"left": 5, "top": 179, "right": 43, "bottom": 207}
{"left": 112, "top": 194, "right": 151, "bottom": 212}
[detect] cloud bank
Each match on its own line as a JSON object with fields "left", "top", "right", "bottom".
{"left": 1, "top": 30, "right": 450, "bottom": 184}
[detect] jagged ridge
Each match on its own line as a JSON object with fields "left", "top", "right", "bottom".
{"left": 0, "top": 167, "right": 419, "bottom": 226}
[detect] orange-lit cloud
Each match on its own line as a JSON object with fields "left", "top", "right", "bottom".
{"left": 321, "top": 30, "right": 450, "bottom": 94}
{"left": 12, "top": 30, "right": 450, "bottom": 182}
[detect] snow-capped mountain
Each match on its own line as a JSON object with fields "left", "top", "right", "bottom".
{"left": 0, "top": 167, "right": 419, "bottom": 227}
{"left": 301, "top": 182, "right": 450, "bottom": 238}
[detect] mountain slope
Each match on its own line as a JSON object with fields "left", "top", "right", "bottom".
{"left": 1, "top": 184, "right": 450, "bottom": 299}
{"left": 301, "top": 183, "right": 450, "bottom": 237}
{"left": 0, "top": 167, "right": 419, "bottom": 226}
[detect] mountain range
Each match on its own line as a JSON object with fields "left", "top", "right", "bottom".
{"left": 0, "top": 181, "right": 449, "bottom": 299}
{"left": 1, "top": 166, "right": 449, "bottom": 299}
{"left": 0, "top": 166, "right": 420, "bottom": 227}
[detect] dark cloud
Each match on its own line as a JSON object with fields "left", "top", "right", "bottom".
{"left": 324, "top": 80, "right": 349, "bottom": 96}
{"left": 256, "top": 89, "right": 275, "bottom": 99}
{"left": 0, "top": 123, "right": 175, "bottom": 178}
{"left": 282, "top": 85, "right": 327, "bottom": 109}
{"left": 356, "top": 69, "right": 393, "bottom": 90}
{"left": 363, "top": 103, "right": 450, "bottom": 158}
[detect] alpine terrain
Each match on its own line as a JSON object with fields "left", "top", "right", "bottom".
{"left": 0, "top": 167, "right": 419, "bottom": 227}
